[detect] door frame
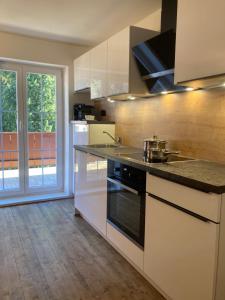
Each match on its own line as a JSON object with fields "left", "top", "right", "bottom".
{"left": 0, "top": 61, "right": 65, "bottom": 199}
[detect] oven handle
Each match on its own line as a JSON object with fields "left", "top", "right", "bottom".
{"left": 107, "top": 177, "right": 139, "bottom": 195}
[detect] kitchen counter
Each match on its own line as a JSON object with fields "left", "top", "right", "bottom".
{"left": 70, "top": 120, "right": 115, "bottom": 124}
{"left": 74, "top": 145, "right": 225, "bottom": 194}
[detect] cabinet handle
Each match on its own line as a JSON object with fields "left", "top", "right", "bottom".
{"left": 148, "top": 193, "right": 216, "bottom": 224}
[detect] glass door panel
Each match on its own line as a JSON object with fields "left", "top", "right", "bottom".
{"left": 26, "top": 72, "right": 58, "bottom": 190}
{"left": 0, "top": 63, "right": 63, "bottom": 200}
{"left": 0, "top": 69, "right": 20, "bottom": 193}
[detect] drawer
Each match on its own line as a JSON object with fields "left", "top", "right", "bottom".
{"left": 147, "top": 174, "right": 222, "bottom": 223}
{"left": 107, "top": 222, "right": 144, "bottom": 270}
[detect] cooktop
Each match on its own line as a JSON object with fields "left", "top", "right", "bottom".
{"left": 120, "top": 152, "right": 194, "bottom": 164}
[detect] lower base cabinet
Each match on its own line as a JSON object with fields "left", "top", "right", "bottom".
{"left": 144, "top": 194, "right": 219, "bottom": 300}
{"left": 75, "top": 154, "right": 224, "bottom": 300}
{"left": 107, "top": 222, "right": 144, "bottom": 270}
{"left": 75, "top": 151, "right": 107, "bottom": 236}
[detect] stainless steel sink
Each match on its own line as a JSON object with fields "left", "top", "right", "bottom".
{"left": 89, "top": 144, "right": 120, "bottom": 148}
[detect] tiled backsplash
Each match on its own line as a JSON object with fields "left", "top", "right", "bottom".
{"left": 95, "top": 88, "right": 225, "bottom": 163}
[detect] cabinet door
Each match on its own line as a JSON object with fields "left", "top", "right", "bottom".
{"left": 107, "top": 27, "right": 130, "bottom": 96}
{"left": 74, "top": 52, "right": 90, "bottom": 91}
{"left": 144, "top": 195, "right": 219, "bottom": 300}
{"left": 90, "top": 41, "right": 108, "bottom": 99}
{"left": 74, "top": 150, "right": 88, "bottom": 211}
{"left": 75, "top": 151, "right": 107, "bottom": 235}
{"left": 175, "top": 0, "right": 225, "bottom": 84}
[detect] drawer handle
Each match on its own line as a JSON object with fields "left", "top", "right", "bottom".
{"left": 148, "top": 193, "right": 217, "bottom": 224}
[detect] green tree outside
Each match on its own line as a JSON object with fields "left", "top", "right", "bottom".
{"left": 0, "top": 70, "right": 56, "bottom": 133}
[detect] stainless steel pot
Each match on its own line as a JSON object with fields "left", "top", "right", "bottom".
{"left": 144, "top": 135, "right": 167, "bottom": 156}
{"left": 144, "top": 135, "right": 179, "bottom": 162}
{"left": 146, "top": 149, "right": 179, "bottom": 162}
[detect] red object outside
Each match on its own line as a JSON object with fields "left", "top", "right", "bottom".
{"left": 0, "top": 132, "right": 56, "bottom": 169}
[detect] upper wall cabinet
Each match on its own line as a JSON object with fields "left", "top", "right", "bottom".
{"left": 74, "top": 51, "right": 90, "bottom": 92}
{"left": 107, "top": 26, "right": 157, "bottom": 100}
{"left": 175, "top": 0, "right": 225, "bottom": 87}
{"left": 73, "top": 26, "right": 158, "bottom": 99}
{"left": 90, "top": 41, "right": 108, "bottom": 100}
{"left": 107, "top": 27, "right": 130, "bottom": 97}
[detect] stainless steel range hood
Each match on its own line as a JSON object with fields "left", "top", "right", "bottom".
{"left": 132, "top": 0, "right": 188, "bottom": 95}
{"left": 132, "top": 29, "right": 187, "bottom": 94}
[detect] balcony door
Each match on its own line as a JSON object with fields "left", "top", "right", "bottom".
{"left": 0, "top": 62, "right": 64, "bottom": 199}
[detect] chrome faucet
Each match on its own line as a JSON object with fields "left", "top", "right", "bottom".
{"left": 103, "top": 131, "right": 121, "bottom": 145}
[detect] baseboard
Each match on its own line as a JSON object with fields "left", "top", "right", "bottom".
{"left": 0, "top": 193, "right": 73, "bottom": 207}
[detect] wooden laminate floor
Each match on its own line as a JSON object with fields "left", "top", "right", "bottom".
{"left": 0, "top": 199, "right": 165, "bottom": 300}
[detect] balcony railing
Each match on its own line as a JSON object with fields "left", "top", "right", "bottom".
{"left": 0, "top": 132, "right": 56, "bottom": 169}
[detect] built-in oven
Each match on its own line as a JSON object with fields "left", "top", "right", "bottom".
{"left": 107, "top": 160, "right": 146, "bottom": 248}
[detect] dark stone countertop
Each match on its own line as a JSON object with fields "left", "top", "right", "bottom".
{"left": 74, "top": 145, "right": 225, "bottom": 194}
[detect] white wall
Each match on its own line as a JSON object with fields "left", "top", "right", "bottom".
{"left": 0, "top": 31, "right": 91, "bottom": 117}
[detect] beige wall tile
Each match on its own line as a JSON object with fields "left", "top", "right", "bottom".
{"left": 95, "top": 88, "right": 225, "bottom": 163}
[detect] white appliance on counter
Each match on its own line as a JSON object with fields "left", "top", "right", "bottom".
{"left": 71, "top": 120, "right": 115, "bottom": 194}
{"left": 71, "top": 120, "right": 115, "bottom": 146}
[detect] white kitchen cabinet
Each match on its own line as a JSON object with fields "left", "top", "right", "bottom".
{"left": 175, "top": 0, "right": 225, "bottom": 87}
{"left": 90, "top": 41, "right": 108, "bottom": 99}
{"left": 144, "top": 193, "right": 219, "bottom": 300}
{"left": 74, "top": 150, "right": 107, "bottom": 235}
{"left": 107, "top": 26, "right": 158, "bottom": 99}
{"left": 71, "top": 121, "right": 115, "bottom": 194}
{"left": 146, "top": 174, "right": 221, "bottom": 223}
{"left": 71, "top": 121, "right": 115, "bottom": 146}
{"left": 107, "top": 27, "right": 130, "bottom": 97}
{"left": 73, "top": 26, "right": 158, "bottom": 99}
{"left": 74, "top": 51, "right": 90, "bottom": 91}
{"left": 107, "top": 222, "right": 144, "bottom": 270}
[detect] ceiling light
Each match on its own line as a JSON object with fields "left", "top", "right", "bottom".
{"left": 128, "top": 96, "right": 136, "bottom": 100}
{"left": 185, "top": 87, "right": 194, "bottom": 91}
{"left": 161, "top": 91, "right": 168, "bottom": 95}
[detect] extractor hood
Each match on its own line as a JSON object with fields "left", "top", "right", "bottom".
{"left": 132, "top": 0, "right": 187, "bottom": 94}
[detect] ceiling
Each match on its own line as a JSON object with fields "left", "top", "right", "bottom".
{"left": 0, "top": 0, "right": 161, "bottom": 46}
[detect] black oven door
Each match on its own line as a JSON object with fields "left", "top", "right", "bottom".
{"left": 107, "top": 177, "right": 145, "bottom": 248}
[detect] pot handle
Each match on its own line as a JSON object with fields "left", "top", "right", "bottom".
{"left": 163, "top": 150, "right": 180, "bottom": 156}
